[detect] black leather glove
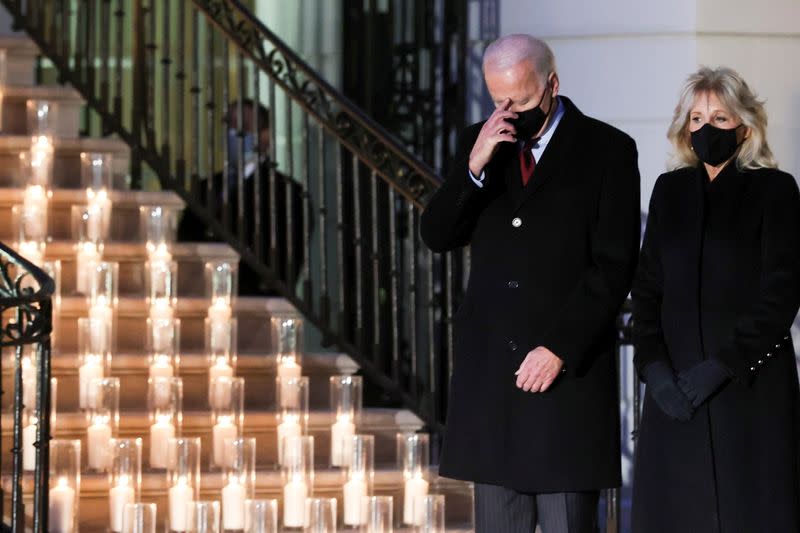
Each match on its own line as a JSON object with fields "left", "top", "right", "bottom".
{"left": 643, "top": 361, "right": 694, "bottom": 421}
{"left": 677, "top": 358, "right": 732, "bottom": 408}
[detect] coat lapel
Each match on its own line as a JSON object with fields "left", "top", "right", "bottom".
{"left": 511, "top": 97, "right": 583, "bottom": 214}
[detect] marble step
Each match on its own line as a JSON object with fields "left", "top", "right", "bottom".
{"left": 0, "top": 188, "right": 186, "bottom": 242}
{"left": 22, "top": 241, "right": 238, "bottom": 298}
{"left": 52, "top": 297, "right": 296, "bottom": 355}
{"left": 1, "top": 85, "right": 84, "bottom": 138}
{"left": 1, "top": 409, "right": 425, "bottom": 471}
{"left": 0, "top": 36, "right": 40, "bottom": 86}
{"left": 0, "top": 136, "right": 129, "bottom": 189}
{"left": 3, "top": 351, "right": 358, "bottom": 412}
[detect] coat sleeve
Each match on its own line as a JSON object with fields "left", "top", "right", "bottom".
{"left": 541, "top": 135, "right": 641, "bottom": 375}
{"left": 714, "top": 172, "right": 800, "bottom": 383}
{"left": 420, "top": 125, "right": 493, "bottom": 253}
{"left": 631, "top": 175, "right": 672, "bottom": 380}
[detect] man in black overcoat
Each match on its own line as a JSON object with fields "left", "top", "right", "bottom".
{"left": 420, "top": 34, "right": 640, "bottom": 532}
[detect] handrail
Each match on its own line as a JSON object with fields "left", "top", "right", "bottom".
{"left": 193, "top": 0, "right": 443, "bottom": 209}
{"left": 0, "top": 242, "right": 55, "bottom": 533}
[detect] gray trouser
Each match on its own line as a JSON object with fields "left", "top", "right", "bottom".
{"left": 474, "top": 483, "right": 599, "bottom": 533}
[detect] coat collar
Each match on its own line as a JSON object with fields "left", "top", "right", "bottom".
{"left": 497, "top": 96, "right": 585, "bottom": 213}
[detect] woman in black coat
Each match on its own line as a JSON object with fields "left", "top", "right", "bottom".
{"left": 631, "top": 66, "right": 800, "bottom": 533}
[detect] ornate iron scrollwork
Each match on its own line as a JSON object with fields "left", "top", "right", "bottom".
{"left": 194, "top": 0, "right": 441, "bottom": 208}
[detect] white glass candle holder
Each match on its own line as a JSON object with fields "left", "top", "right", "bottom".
{"left": 19, "top": 138, "right": 54, "bottom": 190}
{"left": 360, "top": 496, "right": 393, "bottom": 533}
{"left": 222, "top": 437, "right": 256, "bottom": 532}
{"left": 205, "top": 261, "right": 237, "bottom": 305}
{"left": 343, "top": 435, "right": 374, "bottom": 527}
{"left": 146, "top": 258, "right": 177, "bottom": 311}
{"left": 27, "top": 99, "right": 58, "bottom": 137}
{"left": 148, "top": 377, "right": 183, "bottom": 469}
{"left": 22, "top": 377, "right": 57, "bottom": 472}
{"left": 397, "top": 433, "right": 430, "bottom": 526}
{"left": 167, "top": 437, "right": 201, "bottom": 532}
{"left": 210, "top": 376, "right": 244, "bottom": 468}
{"left": 147, "top": 317, "right": 181, "bottom": 377}
{"left": 72, "top": 203, "right": 110, "bottom": 249}
{"left": 244, "top": 499, "right": 278, "bottom": 533}
{"left": 140, "top": 205, "right": 179, "bottom": 255}
{"left": 108, "top": 438, "right": 143, "bottom": 533}
{"left": 272, "top": 314, "right": 303, "bottom": 364}
{"left": 206, "top": 317, "right": 237, "bottom": 366}
{"left": 304, "top": 498, "right": 336, "bottom": 533}
{"left": 419, "top": 495, "right": 445, "bottom": 533}
{"left": 12, "top": 204, "right": 46, "bottom": 268}
{"left": 49, "top": 439, "right": 80, "bottom": 533}
{"left": 74, "top": 240, "right": 102, "bottom": 295}
{"left": 81, "top": 151, "right": 112, "bottom": 191}
{"left": 122, "top": 503, "right": 157, "bottom": 533}
{"left": 188, "top": 501, "right": 220, "bottom": 533}
{"left": 20, "top": 346, "right": 38, "bottom": 411}
{"left": 330, "top": 376, "right": 362, "bottom": 467}
{"left": 77, "top": 318, "right": 111, "bottom": 409}
{"left": 276, "top": 376, "right": 309, "bottom": 466}
{"left": 86, "top": 377, "right": 120, "bottom": 471}
{"left": 14, "top": 189, "right": 49, "bottom": 243}
{"left": 281, "top": 435, "right": 314, "bottom": 529}
{"left": 90, "top": 260, "right": 119, "bottom": 305}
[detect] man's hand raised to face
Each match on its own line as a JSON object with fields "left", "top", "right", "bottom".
{"left": 515, "top": 346, "right": 564, "bottom": 393}
{"left": 468, "top": 98, "right": 518, "bottom": 176}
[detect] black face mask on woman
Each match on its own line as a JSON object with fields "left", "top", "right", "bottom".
{"left": 510, "top": 82, "right": 552, "bottom": 141}
{"left": 690, "top": 123, "right": 744, "bottom": 166}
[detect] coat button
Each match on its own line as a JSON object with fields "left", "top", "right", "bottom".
{"left": 512, "top": 217, "right": 522, "bottom": 228}
{"left": 766, "top": 352, "right": 772, "bottom": 358}
{"left": 508, "top": 340, "right": 518, "bottom": 351}
{"left": 507, "top": 281, "right": 519, "bottom": 289}
{"left": 750, "top": 366, "right": 756, "bottom": 372}
{"left": 757, "top": 360, "right": 764, "bottom": 365}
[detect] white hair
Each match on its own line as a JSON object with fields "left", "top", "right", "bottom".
{"left": 483, "top": 34, "right": 556, "bottom": 82}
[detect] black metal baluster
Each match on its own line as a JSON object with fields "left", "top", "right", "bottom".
{"left": 407, "top": 203, "right": 418, "bottom": 396}
{"left": 370, "top": 171, "right": 381, "bottom": 357}
{"left": 74, "top": 0, "right": 85, "bottom": 82}
{"left": 426, "top": 245, "right": 437, "bottom": 422}
{"left": 220, "top": 37, "right": 230, "bottom": 231}
{"left": 144, "top": 0, "right": 157, "bottom": 151}
{"left": 205, "top": 17, "right": 216, "bottom": 212}
{"left": 388, "top": 187, "right": 400, "bottom": 380}
{"left": 176, "top": 0, "right": 188, "bottom": 188}
{"left": 32, "top": 335, "right": 53, "bottom": 533}
{"left": 61, "top": 0, "right": 70, "bottom": 68}
{"left": 235, "top": 54, "right": 245, "bottom": 244}
{"left": 317, "top": 126, "right": 329, "bottom": 325}
{"left": 301, "top": 112, "right": 312, "bottom": 301}
{"left": 10, "top": 338, "right": 24, "bottom": 533}
{"left": 252, "top": 73, "right": 264, "bottom": 264}
{"left": 445, "top": 252, "right": 454, "bottom": 380}
{"left": 99, "top": 0, "right": 110, "bottom": 112}
{"left": 160, "top": 0, "right": 171, "bottom": 164}
{"left": 352, "top": 154, "right": 364, "bottom": 348}
{"left": 113, "top": 0, "right": 124, "bottom": 119}
{"left": 335, "top": 145, "right": 346, "bottom": 334}
{"left": 85, "top": 0, "right": 96, "bottom": 97}
{"left": 267, "top": 76, "right": 278, "bottom": 269}
{"left": 284, "top": 99, "right": 295, "bottom": 289}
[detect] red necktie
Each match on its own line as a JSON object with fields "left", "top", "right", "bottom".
{"left": 519, "top": 138, "right": 538, "bottom": 186}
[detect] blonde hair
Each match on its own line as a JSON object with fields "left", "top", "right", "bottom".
{"left": 667, "top": 66, "right": 776, "bottom": 170}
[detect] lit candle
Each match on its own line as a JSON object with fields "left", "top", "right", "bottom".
{"left": 208, "top": 297, "right": 232, "bottom": 322}
{"left": 148, "top": 243, "right": 172, "bottom": 264}
{"left": 222, "top": 477, "right": 247, "bottom": 530}
{"left": 277, "top": 415, "right": 302, "bottom": 465}
{"left": 212, "top": 415, "right": 237, "bottom": 467}
{"left": 149, "top": 416, "right": 175, "bottom": 469}
{"left": 86, "top": 198, "right": 106, "bottom": 242}
{"left": 76, "top": 241, "right": 101, "bottom": 294}
{"left": 89, "top": 300, "right": 113, "bottom": 353}
{"left": 209, "top": 359, "right": 234, "bottom": 381}
{"left": 22, "top": 356, "right": 37, "bottom": 409}
{"left": 330, "top": 414, "right": 355, "bottom": 467}
{"left": 87, "top": 418, "right": 112, "bottom": 470}
{"left": 149, "top": 356, "right": 174, "bottom": 378}
{"left": 23, "top": 184, "right": 48, "bottom": 239}
{"left": 149, "top": 298, "right": 174, "bottom": 320}
{"left": 282, "top": 477, "right": 308, "bottom": 528}
{"left": 343, "top": 475, "right": 368, "bottom": 526}
{"left": 49, "top": 477, "right": 76, "bottom": 533}
{"left": 18, "top": 240, "right": 43, "bottom": 267}
{"left": 22, "top": 419, "right": 37, "bottom": 471}
{"left": 403, "top": 474, "right": 429, "bottom": 526}
{"left": 31, "top": 136, "right": 54, "bottom": 186}
{"left": 277, "top": 360, "right": 302, "bottom": 408}
{"left": 109, "top": 476, "right": 135, "bottom": 532}
{"left": 78, "top": 356, "right": 104, "bottom": 409}
{"left": 168, "top": 477, "right": 194, "bottom": 531}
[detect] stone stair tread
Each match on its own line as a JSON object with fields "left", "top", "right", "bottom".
{"left": 0, "top": 35, "right": 39, "bottom": 53}
{"left": 39, "top": 241, "right": 236, "bottom": 261}
{"left": 0, "top": 187, "right": 184, "bottom": 207}
{"left": 22, "top": 408, "right": 423, "bottom": 433}
{"left": 59, "top": 295, "right": 297, "bottom": 316}
{"left": 41, "top": 350, "right": 356, "bottom": 373}
{"left": 0, "top": 135, "right": 129, "bottom": 154}
{"left": 1, "top": 84, "right": 83, "bottom": 101}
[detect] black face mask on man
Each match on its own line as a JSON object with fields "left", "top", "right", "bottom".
{"left": 690, "top": 123, "right": 744, "bottom": 166}
{"left": 509, "top": 82, "right": 552, "bottom": 141}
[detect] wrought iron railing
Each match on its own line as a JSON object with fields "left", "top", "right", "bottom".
{"left": 1, "top": 0, "right": 461, "bottom": 438}
{"left": 0, "top": 243, "right": 55, "bottom": 533}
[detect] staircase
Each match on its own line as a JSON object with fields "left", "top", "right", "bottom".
{"left": 0, "top": 33, "right": 474, "bottom": 532}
